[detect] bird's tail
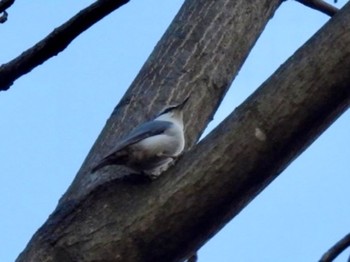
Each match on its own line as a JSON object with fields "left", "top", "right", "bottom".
{"left": 91, "top": 159, "right": 110, "bottom": 173}
{"left": 91, "top": 151, "right": 128, "bottom": 173}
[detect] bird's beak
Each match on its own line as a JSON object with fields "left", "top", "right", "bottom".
{"left": 176, "top": 94, "right": 190, "bottom": 109}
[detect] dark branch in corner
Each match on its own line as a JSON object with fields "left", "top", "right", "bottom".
{"left": 0, "top": 0, "right": 14, "bottom": 23}
{"left": 0, "top": 0, "right": 129, "bottom": 91}
{"left": 0, "top": 0, "right": 14, "bottom": 13}
{"left": 296, "top": 0, "right": 339, "bottom": 16}
{"left": 319, "top": 233, "right": 350, "bottom": 262}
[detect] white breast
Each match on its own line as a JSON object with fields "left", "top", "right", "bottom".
{"left": 138, "top": 128, "right": 184, "bottom": 157}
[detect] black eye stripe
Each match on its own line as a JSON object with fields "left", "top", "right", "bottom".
{"left": 159, "top": 106, "right": 177, "bottom": 115}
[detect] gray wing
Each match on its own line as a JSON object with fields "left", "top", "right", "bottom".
{"left": 91, "top": 120, "right": 173, "bottom": 173}
{"left": 110, "top": 120, "right": 173, "bottom": 152}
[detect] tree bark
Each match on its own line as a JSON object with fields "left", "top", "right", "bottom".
{"left": 59, "top": 0, "right": 281, "bottom": 206}
{"left": 16, "top": 1, "right": 350, "bottom": 262}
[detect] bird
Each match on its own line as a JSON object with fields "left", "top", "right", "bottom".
{"left": 91, "top": 95, "right": 189, "bottom": 178}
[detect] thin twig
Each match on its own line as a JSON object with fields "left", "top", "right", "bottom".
{"left": 320, "top": 233, "right": 350, "bottom": 262}
{"left": 0, "top": 0, "right": 15, "bottom": 13}
{"left": 0, "top": 0, "right": 129, "bottom": 91}
{"left": 296, "top": 0, "right": 339, "bottom": 16}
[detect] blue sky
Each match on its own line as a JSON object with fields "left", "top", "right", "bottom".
{"left": 1, "top": 1, "right": 349, "bottom": 261}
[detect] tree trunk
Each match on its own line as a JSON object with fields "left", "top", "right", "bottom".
{"left": 60, "top": 0, "right": 282, "bottom": 206}
{"left": 16, "top": 1, "right": 350, "bottom": 262}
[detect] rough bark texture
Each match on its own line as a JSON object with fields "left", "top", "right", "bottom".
{"left": 16, "top": 1, "right": 350, "bottom": 262}
{"left": 0, "top": 0, "right": 128, "bottom": 90}
{"left": 16, "top": 0, "right": 282, "bottom": 261}
{"left": 60, "top": 0, "right": 281, "bottom": 205}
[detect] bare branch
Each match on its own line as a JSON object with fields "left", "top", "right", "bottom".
{"left": 296, "top": 0, "right": 339, "bottom": 16}
{"left": 320, "top": 233, "right": 350, "bottom": 262}
{"left": 0, "top": 0, "right": 14, "bottom": 13}
{"left": 0, "top": 0, "right": 128, "bottom": 91}
{"left": 16, "top": 1, "right": 350, "bottom": 261}
{"left": 58, "top": 0, "right": 282, "bottom": 205}
{"left": 15, "top": 0, "right": 284, "bottom": 260}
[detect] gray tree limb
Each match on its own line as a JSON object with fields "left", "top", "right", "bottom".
{"left": 0, "top": 0, "right": 128, "bottom": 91}
{"left": 16, "top": 1, "right": 350, "bottom": 262}
{"left": 320, "top": 233, "right": 350, "bottom": 262}
{"left": 16, "top": 0, "right": 282, "bottom": 261}
{"left": 59, "top": 0, "right": 282, "bottom": 206}
{"left": 296, "top": 0, "right": 339, "bottom": 16}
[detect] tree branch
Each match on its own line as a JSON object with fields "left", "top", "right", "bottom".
{"left": 320, "top": 233, "right": 350, "bottom": 262}
{"left": 296, "top": 0, "right": 339, "bottom": 16}
{"left": 0, "top": 0, "right": 13, "bottom": 23}
{"left": 0, "top": 0, "right": 14, "bottom": 13}
{"left": 16, "top": 0, "right": 283, "bottom": 261}
{"left": 16, "top": 1, "right": 350, "bottom": 261}
{"left": 58, "top": 0, "right": 282, "bottom": 205}
{"left": 0, "top": 0, "right": 128, "bottom": 91}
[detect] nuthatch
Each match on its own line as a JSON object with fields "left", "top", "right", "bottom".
{"left": 91, "top": 96, "right": 189, "bottom": 177}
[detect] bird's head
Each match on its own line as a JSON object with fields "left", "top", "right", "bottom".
{"left": 156, "top": 95, "right": 190, "bottom": 122}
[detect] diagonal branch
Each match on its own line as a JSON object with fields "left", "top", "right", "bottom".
{"left": 58, "top": 0, "right": 282, "bottom": 205}
{"left": 16, "top": 1, "right": 350, "bottom": 261}
{"left": 320, "top": 233, "right": 350, "bottom": 262}
{"left": 296, "top": 0, "right": 339, "bottom": 16}
{"left": 16, "top": 0, "right": 283, "bottom": 260}
{"left": 0, "top": 0, "right": 128, "bottom": 91}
